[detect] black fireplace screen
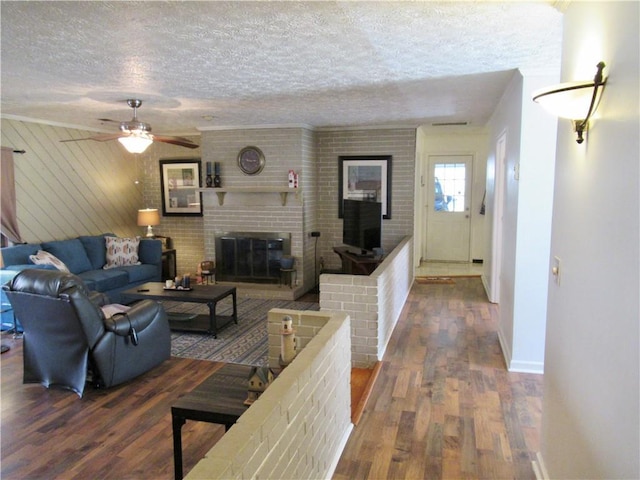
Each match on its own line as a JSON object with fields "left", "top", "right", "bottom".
{"left": 215, "top": 232, "right": 291, "bottom": 284}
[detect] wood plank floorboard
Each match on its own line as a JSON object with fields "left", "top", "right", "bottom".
{"left": 333, "top": 277, "right": 543, "bottom": 480}
{"left": 0, "top": 337, "right": 225, "bottom": 480}
{"left": 1, "top": 277, "right": 542, "bottom": 479}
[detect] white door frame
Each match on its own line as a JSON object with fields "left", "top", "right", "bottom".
{"left": 489, "top": 131, "right": 507, "bottom": 303}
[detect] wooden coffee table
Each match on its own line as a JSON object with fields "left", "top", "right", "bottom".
{"left": 121, "top": 282, "right": 237, "bottom": 338}
{"left": 171, "top": 363, "right": 252, "bottom": 480}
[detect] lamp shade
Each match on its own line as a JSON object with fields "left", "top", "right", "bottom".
{"left": 137, "top": 208, "right": 160, "bottom": 227}
{"left": 532, "top": 80, "right": 603, "bottom": 119}
{"left": 532, "top": 62, "right": 606, "bottom": 145}
{"left": 118, "top": 133, "right": 153, "bottom": 154}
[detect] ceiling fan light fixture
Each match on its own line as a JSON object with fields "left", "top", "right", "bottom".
{"left": 118, "top": 132, "right": 153, "bottom": 153}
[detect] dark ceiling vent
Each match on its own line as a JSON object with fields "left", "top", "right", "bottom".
{"left": 432, "top": 121, "right": 469, "bottom": 126}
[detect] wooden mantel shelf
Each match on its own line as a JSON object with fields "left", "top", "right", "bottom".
{"left": 197, "top": 186, "right": 301, "bottom": 206}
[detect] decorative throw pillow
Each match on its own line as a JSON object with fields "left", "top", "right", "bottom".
{"left": 103, "top": 236, "right": 141, "bottom": 269}
{"left": 29, "top": 250, "right": 70, "bottom": 272}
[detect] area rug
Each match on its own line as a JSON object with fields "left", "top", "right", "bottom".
{"left": 415, "top": 276, "right": 456, "bottom": 285}
{"left": 164, "top": 298, "right": 319, "bottom": 366}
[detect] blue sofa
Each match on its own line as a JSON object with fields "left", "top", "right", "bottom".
{"left": 1, "top": 234, "right": 162, "bottom": 330}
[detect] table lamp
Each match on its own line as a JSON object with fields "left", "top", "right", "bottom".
{"left": 137, "top": 208, "right": 160, "bottom": 237}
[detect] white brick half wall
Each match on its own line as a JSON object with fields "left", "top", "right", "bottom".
{"left": 185, "top": 309, "right": 352, "bottom": 480}
{"left": 319, "top": 236, "right": 413, "bottom": 368}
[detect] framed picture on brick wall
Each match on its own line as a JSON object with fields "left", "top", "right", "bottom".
{"left": 338, "top": 155, "right": 392, "bottom": 219}
{"left": 160, "top": 158, "right": 203, "bottom": 216}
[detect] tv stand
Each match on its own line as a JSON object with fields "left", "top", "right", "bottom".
{"left": 332, "top": 246, "right": 383, "bottom": 275}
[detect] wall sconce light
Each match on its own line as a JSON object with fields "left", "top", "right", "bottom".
{"left": 533, "top": 61, "right": 607, "bottom": 144}
{"left": 137, "top": 208, "right": 160, "bottom": 237}
{"left": 119, "top": 132, "right": 153, "bottom": 153}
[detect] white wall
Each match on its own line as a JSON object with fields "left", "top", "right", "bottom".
{"left": 485, "top": 70, "right": 558, "bottom": 374}
{"left": 539, "top": 2, "right": 639, "bottom": 478}
{"left": 513, "top": 74, "right": 558, "bottom": 373}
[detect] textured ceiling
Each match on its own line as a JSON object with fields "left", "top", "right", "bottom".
{"left": 0, "top": 1, "right": 563, "bottom": 135}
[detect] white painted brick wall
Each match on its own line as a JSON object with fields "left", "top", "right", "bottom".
{"left": 186, "top": 309, "right": 351, "bottom": 480}
{"left": 320, "top": 236, "right": 414, "bottom": 368}
{"left": 316, "top": 128, "right": 416, "bottom": 272}
{"left": 141, "top": 127, "right": 415, "bottom": 292}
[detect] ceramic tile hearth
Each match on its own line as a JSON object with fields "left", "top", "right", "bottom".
{"left": 214, "top": 281, "right": 305, "bottom": 301}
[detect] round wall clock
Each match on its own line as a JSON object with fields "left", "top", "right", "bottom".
{"left": 237, "top": 146, "right": 265, "bottom": 175}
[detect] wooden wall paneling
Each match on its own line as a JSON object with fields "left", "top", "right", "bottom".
{"left": 1, "top": 119, "right": 142, "bottom": 243}
{"left": 2, "top": 122, "right": 75, "bottom": 240}
{"left": 39, "top": 123, "right": 139, "bottom": 236}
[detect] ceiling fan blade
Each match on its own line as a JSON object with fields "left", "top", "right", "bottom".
{"left": 61, "top": 101, "right": 198, "bottom": 149}
{"left": 151, "top": 135, "right": 199, "bottom": 149}
{"left": 97, "top": 118, "right": 122, "bottom": 124}
{"left": 60, "top": 133, "right": 127, "bottom": 143}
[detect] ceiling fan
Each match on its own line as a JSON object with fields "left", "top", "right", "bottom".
{"left": 60, "top": 99, "right": 199, "bottom": 153}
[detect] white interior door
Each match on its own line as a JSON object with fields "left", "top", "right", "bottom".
{"left": 425, "top": 155, "right": 472, "bottom": 261}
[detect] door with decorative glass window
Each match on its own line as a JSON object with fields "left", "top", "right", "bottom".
{"left": 425, "top": 155, "right": 472, "bottom": 261}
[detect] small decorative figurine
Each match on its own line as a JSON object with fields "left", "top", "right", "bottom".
{"left": 244, "top": 366, "right": 275, "bottom": 406}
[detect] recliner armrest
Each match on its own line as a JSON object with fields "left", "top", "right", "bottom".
{"left": 89, "top": 291, "right": 110, "bottom": 308}
{"left": 103, "top": 300, "right": 164, "bottom": 336}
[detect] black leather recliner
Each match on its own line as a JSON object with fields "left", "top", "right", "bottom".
{"left": 3, "top": 269, "right": 171, "bottom": 396}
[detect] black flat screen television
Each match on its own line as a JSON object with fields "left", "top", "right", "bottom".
{"left": 342, "top": 199, "right": 382, "bottom": 256}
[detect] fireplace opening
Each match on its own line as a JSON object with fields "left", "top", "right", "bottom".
{"left": 215, "top": 232, "right": 291, "bottom": 284}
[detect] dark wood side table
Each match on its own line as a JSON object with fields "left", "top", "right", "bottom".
{"left": 333, "top": 246, "right": 383, "bottom": 275}
{"left": 162, "top": 248, "right": 177, "bottom": 281}
{"left": 172, "top": 363, "right": 252, "bottom": 480}
{"left": 121, "top": 282, "right": 237, "bottom": 337}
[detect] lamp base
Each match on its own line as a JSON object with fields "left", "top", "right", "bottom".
{"left": 145, "top": 225, "right": 155, "bottom": 238}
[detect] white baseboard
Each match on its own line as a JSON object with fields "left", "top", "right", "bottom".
{"left": 497, "top": 327, "right": 512, "bottom": 370}
{"left": 532, "top": 452, "right": 549, "bottom": 480}
{"left": 509, "top": 359, "right": 544, "bottom": 374}
{"left": 497, "top": 324, "right": 544, "bottom": 374}
{"left": 326, "top": 422, "right": 354, "bottom": 479}
{"left": 481, "top": 274, "right": 495, "bottom": 303}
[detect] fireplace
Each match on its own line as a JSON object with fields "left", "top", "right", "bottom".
{"left": 215, "top": 232, "right": 291, "bottom": 284}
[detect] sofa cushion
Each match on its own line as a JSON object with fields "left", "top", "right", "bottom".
{"left": 78, "top": 235, "right": 108, "bottom": 270}
{"left": 104, "top": 237, "right": 141, "bottom": 269}
{"left": 29, "top": 250, "right": 70, "bottom": 272}
{"left": 77, "top": 269, "right": 129, "bottom": 292}
{"left": 3, "top": 264, "right": 57, "bottom": 272}
{"left": 41, "top": 239, "right": 93, "bottom": 274}
{"left": 0, "top": 243, "right": 42, "bottom": 266}
{"left": 114, "top": 264, "right": 158, "bottom": 283}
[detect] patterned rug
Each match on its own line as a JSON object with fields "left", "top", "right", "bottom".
{"left": 163, "top": 297, "right": 319, "bottom": 366}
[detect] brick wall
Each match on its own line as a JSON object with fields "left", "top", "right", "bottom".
{"left": 320, "top": 236, "right": 413, "bottom": 368}
{"left": 316, "top": 128, "right": 416, "bottom": 272}
{"left": 186, "top": 309, "right": 352, "bottom": 480}
{"left": 266, "top": 308, "right": 334, "bottom": 369}
{"left": 199, "top": 128, "right": 315, "bottom": 291}
{"left": 141, "top": 127, "right": 417, "bottom": 292}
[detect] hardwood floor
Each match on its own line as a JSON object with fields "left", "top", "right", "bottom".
{"left": 333, "top": 277, "right": 543, "bottom": 480}
{"left": 0, "top": 341, "right": 226, "bottom": 480}
{"left": 1, "top": 277, "right": 542, "bottom": 479}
